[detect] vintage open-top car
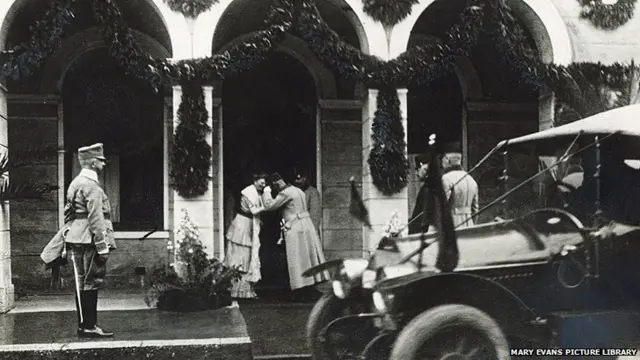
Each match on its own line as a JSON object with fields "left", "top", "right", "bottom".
{"left": 306, "top": 103, "right": 640, "bottom": 360}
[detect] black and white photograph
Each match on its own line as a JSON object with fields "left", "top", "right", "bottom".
{"left": 1, "top": 0, "right": 640, "bottom": 359}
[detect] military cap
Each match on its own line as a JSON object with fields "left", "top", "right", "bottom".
{"left": 442, "top": 141, "right": 462, "bottom": 154}
{"left": 78, "top": 143, "right": 106, "bottom": 162}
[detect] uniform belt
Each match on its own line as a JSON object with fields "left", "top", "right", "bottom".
{"left": 238, "top": 212, "right": 253, "bottom": 219}
{"left": 75, "top": 213, "right": 111, "bottom": 220}
{"left": 284, "top": 212, "right": 310, "bottom": 223}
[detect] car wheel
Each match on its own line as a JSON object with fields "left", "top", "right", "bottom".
{"left": 390, "top": 304, "right": 510, "bottom": 360}
{"left": 306, "top": 293, "right": 372, "bottom": 360}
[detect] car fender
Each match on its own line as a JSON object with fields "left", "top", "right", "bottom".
{"left": 378, "top": 272, "right": 550, "bottom": 343}
{"left": 303, "top": 259, "right": 344, "bottom": 278}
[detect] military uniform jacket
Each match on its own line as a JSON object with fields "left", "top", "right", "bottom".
{"left": 65, "top": 169, "right": 116, "bottom": 254}
{"left": 442, "top": 168, "right": 479, "bottom": 228}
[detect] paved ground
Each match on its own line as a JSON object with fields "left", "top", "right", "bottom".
{"left": 0, "top": 292, "right": 252, "bottom": 359}
{"left": 3, "top": 291, "right": 312, "bottom": 359}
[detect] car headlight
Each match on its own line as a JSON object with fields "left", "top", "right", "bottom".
{"left": 372, "top": 291, "right": 394, "bottom": 313}
{"left": 379, "top": 263, "right": 418, "bottom": 281}
{"left": 361, "top": 269, "right": 377, "bottom": 289}
{"left": 332, "top": 280, "right": 346, "bottom": 299}
{"left": 331, "top": 259, "right": 369, "bottom": 299}
{"left": 342, "top": 259, "right": 369, "bottom": 279}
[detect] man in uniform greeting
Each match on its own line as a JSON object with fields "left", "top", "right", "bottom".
{"left": 65, "top": 143, "right": 116, "bottom": 338}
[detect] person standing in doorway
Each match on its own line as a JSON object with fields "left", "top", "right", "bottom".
{"left": 263, "top": 172, "right": 329, "bottom": 301}
{"left": 224, "top": 172, "right": 268, "bottom": 299}
{"left": 293, "top": 171, "right": 322, "bottom": 236}
{"left": 441, "top": 146, "right": 479, "bottom": 228}
{"left": 65, "top": 143, "right": 116, "bottom": 338}
{"left": 409, "top": 155, "right": 435, "bottom": 234}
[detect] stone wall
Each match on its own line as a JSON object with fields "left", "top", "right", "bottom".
{"left": 211, "top": 101, "right": 223, "bottom": 259}
{"left": 7, "top": 95, "right": 59, "bottom": 292}
{"left": 0, "top": 86, "right": 14, "bottom": 311}
{"left": 320, "top": 103, "right": 364, "bottom": 260}
{"left": 551, "top": 0, "right": 640, "bottom": 63}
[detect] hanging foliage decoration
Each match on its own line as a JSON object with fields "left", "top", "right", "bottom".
{"left": 170, "top": 80, "right": 212, "bottom": 198}
{"left": 362, "top": 0, "right": 419, "bottom": 27}
{"left": 1, "top": 0, "right": 638, "bottom": 197}
{"left": 578, "top": 0, "right": 638, "bottom": 30}
{"left": 368, "top": 87, "right": 409, "bottom": 195}
{"left": 163, "top": 0, "right": 219, "bottom": 18}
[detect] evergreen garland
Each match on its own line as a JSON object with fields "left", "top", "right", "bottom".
{"left": 368, "top": 88, "right": 409, "bottom": 195}
{"left": 163, "top": 0, "right": 219, "bottom": 18}
{"left": 170, "top": 80, "right": 212, "bottom": 198}
{"left": 0, "top": 0, "right": 75, "bottom": 83}
{"left": 362, "top": 0, "right": 419, "bottom": 27}
{"left": 2, "top": 0, "right": 638, "bottom": 197}
{"left": 579, "top": 0, "right": 638, "bottom": 30}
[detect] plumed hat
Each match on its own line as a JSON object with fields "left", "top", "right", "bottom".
{"left": 78, "top": 143, "right": 106, "bottom": 162}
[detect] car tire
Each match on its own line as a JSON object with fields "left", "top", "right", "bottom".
{"left": 306, "top": 293, "right": 344, "bottom": 360}
{"left": 389, "top": 304, "right": 511, "bottom": 360}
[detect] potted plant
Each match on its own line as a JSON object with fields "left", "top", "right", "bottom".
{"left": 144, "top": 209, "right": 241, "bottom": 312}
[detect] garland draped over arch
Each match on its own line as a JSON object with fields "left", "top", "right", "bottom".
{"left": 578, "top": 0, "right": 638, "bottom": 30}
{"left": 0, "top": 0, "right": 636, "bottom": 196}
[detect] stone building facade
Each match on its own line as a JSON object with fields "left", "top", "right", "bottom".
{"left": 0, "top": 0, "right": 639, "bottom": 311}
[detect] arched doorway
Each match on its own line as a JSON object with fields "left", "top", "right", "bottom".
{"left": 1, "top": 0, "right": 172, "bottom": 293}
{"left": 222, "top": 51, "right": 318, "bottom": 290}
{"left": 62, "top": 48, "right": 165, "bottom": 231}
{"left": 407, "top": 0, "right": 542, "bottom": 223}
{"left": 213, "top": 0, "right": 365, "bottom": 293}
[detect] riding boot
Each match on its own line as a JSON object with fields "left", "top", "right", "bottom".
{"left": 74, "top": 290, "right": 84, "bottom": 333}
{"left": 78, "top": 290, "right": 113, "bottom": 338}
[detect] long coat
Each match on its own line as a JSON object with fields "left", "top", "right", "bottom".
{"left": 65, "top": 169, "right": 116, "bottom": 253}
{"left": 304, "top": 186, "right": 322, "bottom": 233}
{"left": 41, "top": 169, "right": 116, "bottom": 267}
{"left": 263, "top": 184, "right": 329, "bottom": 289}
{"left": 442, "top": 168, "right": 479, "bottom": 228}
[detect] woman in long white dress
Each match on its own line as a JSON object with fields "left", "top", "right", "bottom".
{"left": 223, "top": 172, "right": 267, "bottom": 299}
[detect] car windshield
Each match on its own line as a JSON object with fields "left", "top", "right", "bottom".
{"left": 506, "top": 135, "right": 640, "bottom": 227}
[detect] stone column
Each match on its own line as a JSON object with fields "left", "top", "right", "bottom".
{"left": 172, "top": 85, "right": 216, "bottom": 259}
{"left": 361, "top": 89, "right": 409, "bottom": 257}
{"left": 539, "top": 88, "right": 555, "bottom": 131}
{"left": 0, "top": 85, "right": 14, "bottom": 312}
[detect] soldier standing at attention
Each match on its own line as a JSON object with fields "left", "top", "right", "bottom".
{"left": 65, "top": 143, "right": 116, "bottom": 338}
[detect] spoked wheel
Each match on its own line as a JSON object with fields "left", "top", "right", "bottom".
{"left": 306, "top": 293, "right": 375, "bottom": 360}
{"left": 390, "top": 304, "right": 510, "bottom": 360}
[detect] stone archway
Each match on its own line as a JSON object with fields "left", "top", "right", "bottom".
{"left": 0, "top": 0, "right": 177, "bottom": 301}
{"left": 403, "top": 0, "right": 552, "bottom": 224}
{"left": 389, "top": 0, "right": 573, "bottom": 64}
{"left": 208, "top": 0, "right": 369, "bottom": 286}
{"left": 193, "top": 0, "right": 386, "bottom": 58}
{"left": 0, "top": 0, "right": 189, "bottom": 57}
{"left": 40, "top": 27, "right": 171, "bottom": 94}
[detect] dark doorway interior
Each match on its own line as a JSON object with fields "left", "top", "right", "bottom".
{"left": 222, "top": 51, "right": 317, "bottom": 290}
{"left": 63, "top": 48, "right": 164, "bottom": 231}
{"left": 407, "top": 71, "right": 463, "bottom": 154}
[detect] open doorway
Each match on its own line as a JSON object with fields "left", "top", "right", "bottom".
{"left": 407, "top": 70, "right": 464, "bottom": 221}
{"left": 222, "top": 51, "right": 318, "bottom": 290}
